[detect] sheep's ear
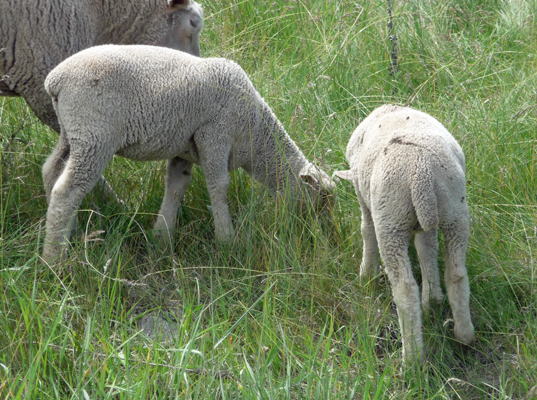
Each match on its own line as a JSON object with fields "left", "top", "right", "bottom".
{"left": 334, "top": 170, "right": 354, "bottom": 181}
{"left": 300, "top": 174, "right": 319, "bottom": 189}
{"left": 166, "top": 0, "right": 190, "bottom": 13}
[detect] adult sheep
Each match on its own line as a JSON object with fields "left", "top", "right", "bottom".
{"left": 0, "top": 0, "right": 204, "bottom": 131}
{"left": 41, "top": 44, "right": 336, "bottom": 262}
{"left": 336, "top": 105, "right": 476, "bottom": 364}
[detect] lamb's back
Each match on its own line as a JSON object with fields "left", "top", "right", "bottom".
{"left": 346, "top": 105, "right": 466, "bottom": 220}
{"left": 45, "top": 45, "right": 259, "bottom": 160}
{"left": 48, "top": 46, "right": 240, "bottom": 118}
{"left": 349, "top": 105, "right": 464, "bottom": 178}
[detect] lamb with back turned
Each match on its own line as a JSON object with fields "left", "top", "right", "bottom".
{"left": 42, "top": 44, "right": 335, "bottom": 262}
{"left": 336, "top": 104, "right": 476, "bottom": 364}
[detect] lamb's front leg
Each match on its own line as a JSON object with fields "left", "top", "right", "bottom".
{"left": 195, "top": 130, "right": 234, "bottom": 242}
{"left": 358, "top": 194, "right": 380, "bottom": 283}
{"left": 203, "top": 170, "right": 234, "bottom": 242}
{"left": 154, "top": 157, "right": 193, "bottom": 245}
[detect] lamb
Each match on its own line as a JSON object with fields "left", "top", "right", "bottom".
{"left": 41, "top": 44, "right": 336, "bottom": 262}
{"left": 335, "top": 105, "right": 475, "bottom": 364}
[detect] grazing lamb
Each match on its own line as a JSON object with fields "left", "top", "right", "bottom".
{"left": 336, "top": 105, "right": 475, "bottom": 363}
{"left": 41, "top": 44, "right": 335, "bottom": 262}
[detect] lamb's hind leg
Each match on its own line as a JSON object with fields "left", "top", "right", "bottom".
{"left": 154, "top": 157, "right": 193, "bottom": 245}
{"left": 42, "top": 132, "right": 121, "bottom": 206}
{"left": 415, "top": 228, "right": 443, "bottom": 313}
{"left": 443, "top": 218, "right": 476, "bottom": 346}
{"left": 377, "top": 226, "right": 423, "bottom": 364}
{"left": 42, "top": 141, "right": 115, "bottom": 263}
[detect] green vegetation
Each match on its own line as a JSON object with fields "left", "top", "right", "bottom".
{"left": 1, "top": 0, "right": 536, "bottom": 398}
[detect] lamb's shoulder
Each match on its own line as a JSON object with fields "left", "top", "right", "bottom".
{"left": 201, "top": 57, "right": 254, "bottom": 93}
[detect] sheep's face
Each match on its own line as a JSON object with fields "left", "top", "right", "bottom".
{"left": 299, "top": 165, "right": 336, "bottom": 214}
{"left": 161, "top": 0, "right": 204, "bottom": 56}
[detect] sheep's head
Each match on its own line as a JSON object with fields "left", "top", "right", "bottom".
{"left": 161, "top": 0, "right": 204, "bottom": 56}
{"left": 298, "top": 164, "right": 336, "bottom": 214}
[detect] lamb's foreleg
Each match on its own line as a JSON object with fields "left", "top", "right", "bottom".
{"left": 154, "top": 157, "right": 193, "bottom": 245}
{"left": 357, "top": 193, "right": 380, "bottom": 283}
{"left": 415, "top": 229, "right": 443, "bottom": 312}
{"left": 195, "top": 128, "right": 234, "bottom": 243}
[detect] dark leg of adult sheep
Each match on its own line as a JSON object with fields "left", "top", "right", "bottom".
{"left": 153, "top": 157, "right": 193, "bottom": 246}
{"left": 42, "top": 138, "right": 116, "bottom": 262}
{"left": 194, "top": 126, "right": 234, "bottom": 243}
{"left": 376, "top": 226, "right": 423, "bottom": 364}
{"left": 42, "top": 134, "right": 70, "bottom": 202}
{"left": 443, "top": 218, "right": 476, "bottom": 347}
{"left": 41, "top": 134, "right": 79, "bottom": 256}
{"left": 415, "top": 229, "right": 444, "bottom": 313}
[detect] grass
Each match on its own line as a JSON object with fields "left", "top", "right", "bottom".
{"left": 1, "top": 0, "right": 536, "bottom": 398}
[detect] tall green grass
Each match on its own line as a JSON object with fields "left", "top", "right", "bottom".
{"left": 1, "top": 0, "right": 536, "bottom": 398}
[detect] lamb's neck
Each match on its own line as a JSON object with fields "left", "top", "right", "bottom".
{"left": 250, "top": 108, "right": 309, "bottom": 195}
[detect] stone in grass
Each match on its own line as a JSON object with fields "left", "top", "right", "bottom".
{"left": 137, "top": 313, "right": 179, "bottom": 346}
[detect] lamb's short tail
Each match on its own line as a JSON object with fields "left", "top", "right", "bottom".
{"left": 44, "top": 71, "right": 63, "bottom": 99}
{"left": 411, "top": 153, "right": 439, "bottom": 231}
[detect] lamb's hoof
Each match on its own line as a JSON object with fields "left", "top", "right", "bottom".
{"left": 41, "top": 244, "right": 68, "bottom": 265}
{"left": 215, "top": 231, "right": 235, "bottom": 245}
{"left": 152, "top": 230, "right": 173, "bottom": 248}
{"left": 360, "top": 268, "right": 381, "bottom": 291}
{"left": 360, "top": 260, "right": 381, "bottom": 278}
{"left": 402, "top": 348, "right": 425, "bottom": 367}
{"left": 454, "top": 325, "right": 476, "bottom": 347}
{"left": 148, "top": 231, "right": 175, "bottom": 260}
